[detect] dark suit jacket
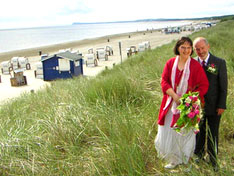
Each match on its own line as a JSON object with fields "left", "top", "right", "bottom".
{"left": 201, "top": 53, "right": 228, "bottom": 115}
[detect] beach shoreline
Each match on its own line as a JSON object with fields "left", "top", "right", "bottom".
{"left": 0, "top": 29, "right": 162, "bottom": 62}
{"left": 0, "top": 28, "right": 194, "bottom": 104}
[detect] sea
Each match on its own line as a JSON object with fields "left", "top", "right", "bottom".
{"left": 0, "top": 21, "right": 191, "bottom": 54}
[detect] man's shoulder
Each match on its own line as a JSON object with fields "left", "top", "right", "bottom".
{"left": 209, "top": 53, "right": 226, "bottom": 63}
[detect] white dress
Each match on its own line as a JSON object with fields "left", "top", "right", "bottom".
{"left": 155, "top": 109, "right": 196, "bottom": 165}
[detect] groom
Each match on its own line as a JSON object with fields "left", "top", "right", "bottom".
{"left": 193, "top": 37, "right": 228, "bottom": 171}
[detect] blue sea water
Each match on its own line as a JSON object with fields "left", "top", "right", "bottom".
{"left": 0, "top": 21, "right": 191, "bottom": 53}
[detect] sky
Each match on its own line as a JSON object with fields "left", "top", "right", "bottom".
{"left": 0, "top": 0, "right": 234, "bottom": 29}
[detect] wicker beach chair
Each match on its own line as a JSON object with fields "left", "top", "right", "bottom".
{"left": 85, "top": 53, "right": 98, "bottom": 67}
{"left": 138, "top": 41, "right": 151, "bottom": 52}
{"left": 11, "top": 57, "right": 20, "bottom": 70}
{"left": 127, "top": 46, "right": 137, "bottom": 57}
{"left": 96, "top": 48, "right": 108, "bottom": 61}
{"left": 34, "top": 62, "right": 43, "bottom": 79}
{"left": 138, "top": 43, "right": 145, "bottom": 52}
{"left": 142, "top": 41, "right": 151, "bottom": 49}
{"left": 18, "top": 57, "right": 31, "bottom": 70}
{"left": 1, "top": 60, "right": 12, "bottom": 74}
{"left": 105, "top": 45, "right": 114, "bottom": 56}
{"left": 88, "top": 48, "right": 94, "bottom": 54}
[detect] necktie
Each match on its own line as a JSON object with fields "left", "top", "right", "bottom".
{"left": 202, "top": 61, "right": 206, "bottom": 70}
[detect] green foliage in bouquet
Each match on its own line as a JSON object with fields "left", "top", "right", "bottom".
{"left": 174, "top": 91, "right": 202, "bottom": 134}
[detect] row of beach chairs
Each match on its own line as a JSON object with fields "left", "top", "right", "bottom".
{"left": 1, "top": 57, "right": 31, "bottom": 74}
{"left": 35, "top": 42, "right": 149, "bottom": 71}
{"left": 126, "top": 41, "right": 151, "bottom": 57}
{"left": 85, "top": 45, "right": 114, "bottom": 67}
{"left": 85, "top": 42, "right": 150, "bottom": 66}
{"left": 33, "top": 46, "right": 113, "bottom": 79}
{"left": 0, "top": 41, "right": 150, "bottom": 81}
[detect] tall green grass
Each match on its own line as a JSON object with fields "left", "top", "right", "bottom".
{"left": 0, "top": 20, "right": 234, "bottom": 175}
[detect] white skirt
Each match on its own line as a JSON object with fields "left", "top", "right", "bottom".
{"left": 155, "top": 109, "right": 196, "bottom": 164}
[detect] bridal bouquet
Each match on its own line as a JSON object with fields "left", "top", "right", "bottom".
{"left": 173, "top": 91, "right": 202, "bottom": 134}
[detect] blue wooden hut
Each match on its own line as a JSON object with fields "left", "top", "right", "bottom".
{"left": 42, "top": 51, "right": 83, "bottom": 81}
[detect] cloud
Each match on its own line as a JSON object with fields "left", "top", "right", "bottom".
{"left": 0, "top": 0, "right": 234, "bottom": 29}
{"left": 0, "top": 0, "right": 94, "bottom": 28}
{"left": 59, "top": 6, "right": 92, "bottom": 15}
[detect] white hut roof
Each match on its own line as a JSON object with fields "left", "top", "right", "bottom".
{"left": 42, "top": 51, "right": 82, "bottom": 62}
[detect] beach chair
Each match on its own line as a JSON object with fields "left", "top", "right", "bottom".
{"left": 11, "top": 57, "right": 20, "bottom": 70}
{"left": 85, "top": 54, "right": 98, "bottom": 67}
{"left": 41, "top": 54, "right": 48, "bottom": 61}
{"left": 18, "top": 57, "right": 31, "bottom": 70}
{"left": 10, "top": 69, "right": 27, "bottom": 86}
{"left": 130, "top": 46, "right": 137, "bottom": 54}
{"left": 127, "top": 46, "right": 137, "bottom": 57}
{"left": 34, "top": 62, "right": 44, "bottom": 79}
{"left": 96, "top": 48, "right": 108, "bottom": 61}
{"left": 88, "top": 48, "right": 94, "bottom": 54}
{"left": 138, "top": 41, "right": 151, "bottom": 52}
{"left": 164, "top": 28, "right": 171, "bottom": 34}
{"left": 142, "top": 41, "right": 151, "bottom": 50}
{"left": 1, "top": 60, "right": 12, "bottom": 74}
{"left": 138, "top": 43, "right": 146, "bottom": 52}
{"left": 126, "top": 47, "right": 132, "bottom": 57}
{"left": 105, "top": 45, "right": 113, "bottom": 56}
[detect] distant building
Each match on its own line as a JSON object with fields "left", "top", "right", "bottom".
{"left": 42, "top": 51, "right": 83, "bottom": 81}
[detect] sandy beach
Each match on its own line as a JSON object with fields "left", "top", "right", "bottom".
{"left": 0, "top": 29, "right": 192, "bottom": 104}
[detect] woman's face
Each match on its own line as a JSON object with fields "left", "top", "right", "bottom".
{"left": 178, "top": 41, "right": 192, "bottom": 58}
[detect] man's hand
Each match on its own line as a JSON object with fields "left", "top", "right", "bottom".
{"left": 217, "top": 108, "right": 225, "bottom": 115}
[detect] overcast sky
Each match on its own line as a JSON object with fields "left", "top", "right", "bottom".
{"left": 0, "top": 0, "right": 234, "bottom": 29}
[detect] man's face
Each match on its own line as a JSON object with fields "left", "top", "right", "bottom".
{"left": 194, "top": 40, "right": 210, "bottom": 60}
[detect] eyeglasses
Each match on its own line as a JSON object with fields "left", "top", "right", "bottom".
{"left": 180, "top": 46, "right": 192, "bottom": 50}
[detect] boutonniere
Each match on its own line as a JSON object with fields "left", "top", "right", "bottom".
{"left": 207, "top": 63, "right": 218, "bottom": 74}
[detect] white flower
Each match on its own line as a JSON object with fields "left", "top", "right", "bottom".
{"left": 195, "top": 99, "right": 201, "bottom": 106}
{"left": 185, "top": 97, "right": 191, "bottom": 103}
{"left": 207, "top": 63, "right": 218, "bottom": 74}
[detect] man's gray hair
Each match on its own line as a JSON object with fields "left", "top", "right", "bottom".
{"left": 193, "top": 37, "right": 209, "bottom": 46}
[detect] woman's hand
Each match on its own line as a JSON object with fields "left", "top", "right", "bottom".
{"left": 166, "top": 88, "right": 181, "bottom": 105}
{"left": 172, "top": 94, "right": 181, "bottom": 105}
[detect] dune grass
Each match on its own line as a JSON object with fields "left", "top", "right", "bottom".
{"left": 0, "top": 20, "right": 234, "bottom": 175}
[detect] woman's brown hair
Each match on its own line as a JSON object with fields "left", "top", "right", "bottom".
{"left": 173, "top": 36, "right": 193, "bottom": 56}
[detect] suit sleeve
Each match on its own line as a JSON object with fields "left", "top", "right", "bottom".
{"left": 218, "top": 59, "right": 227, "bottom": 109}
